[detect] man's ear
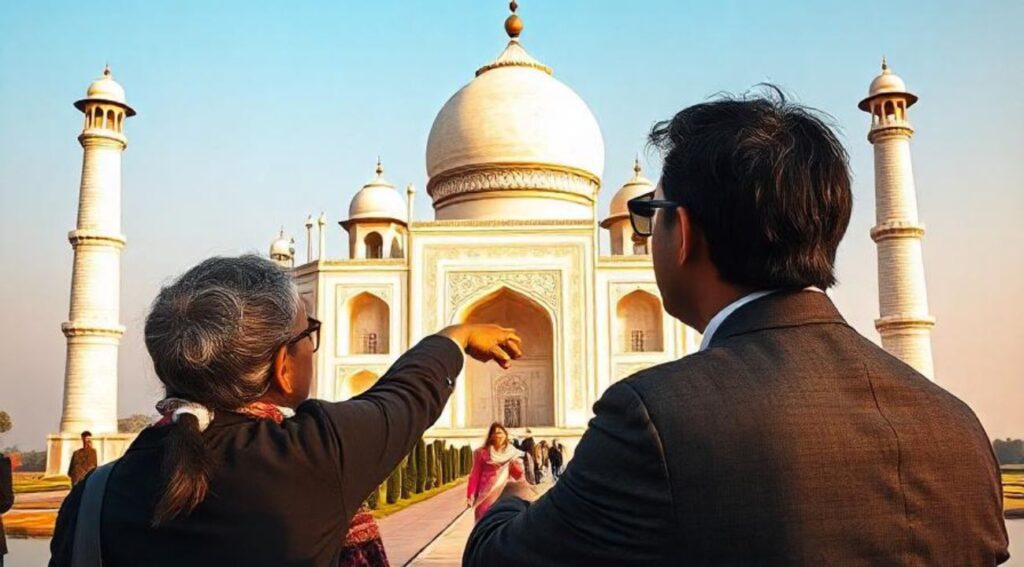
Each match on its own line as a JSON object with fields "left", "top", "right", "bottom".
{"left": 674, "top": 207, "right": 693, "bottom": 268}
{"left": 270, "top": 344, "right": 294, "bottom": 396}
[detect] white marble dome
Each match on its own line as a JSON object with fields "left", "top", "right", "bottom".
{"left": 426, "top": 41, "right": 604, "bottom": 180}
{"left": 348, "top": 161, "right": 407, "bottom": 224}
{"left": 75, "top": 65, "right": 136, "bottom": 115}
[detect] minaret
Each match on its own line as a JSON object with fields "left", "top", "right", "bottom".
{"left": 317, "top": 211, "right": 327, "bottom": 261}
{"left": 48, "top": 66, "right": 136, "bottom": 474}
{"left": 305, "top": 214, "right": 314, "bottom": 263}
{"left": 859, "top": 59, "right": 936, "bottom": 379}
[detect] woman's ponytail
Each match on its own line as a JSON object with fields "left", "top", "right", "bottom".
{"left": 151, "top": 413, "right": 213, "bottom": 527}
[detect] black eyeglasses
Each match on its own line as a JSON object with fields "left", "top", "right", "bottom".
{"left": 627, "top": 192, "right": 682, "bottom": 237}
{"left": 286, "top": 317, "right": 321, "bottom": 353}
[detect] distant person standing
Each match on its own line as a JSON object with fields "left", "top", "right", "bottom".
{"left": 1, "top": 450, "right": 12, "bottom": 567}
{"left": 67, "top": 431, "right": 97, "bottom": 486}
{"left": 547, "top": 441, "right": 562, "bottom": 481}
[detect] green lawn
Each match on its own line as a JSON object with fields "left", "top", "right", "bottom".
{"left": 12, "top": 473, "right": 71, "bottom": 494}
{"left": 371, "top": 478, "right": 466, "bottom": 519}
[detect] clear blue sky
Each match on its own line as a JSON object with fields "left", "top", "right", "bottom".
{"left": 1, "top": 0, "right": 1021, "bottom": 450}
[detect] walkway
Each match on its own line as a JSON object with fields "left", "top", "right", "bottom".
{"left": 378, "top": 482, "right": 469, "bottom": 566}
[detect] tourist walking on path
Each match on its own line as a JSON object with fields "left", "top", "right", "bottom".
{"left": 67, "top": 431, "right": 97, "bottom": 486}
{"left": 465, "top": 91, "right": 1008, "bottom": 565}
{"left": 467, "top": 423, "right": 524, "bottom": 523}
{"left": 547, "top": 441, "right": 562, "bottom": 482}
{"left": 0, "top": 451, "right": 12, "bottom": 567}
{"left": 48, "top": 255, "right": 522, "bottom": 567}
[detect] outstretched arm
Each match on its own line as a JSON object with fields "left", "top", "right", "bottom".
{"left": 464, "top": 382, "right": 674, "bottom": 566}
{"left": 322, "top": 324, "right": 522, "bottom": 517}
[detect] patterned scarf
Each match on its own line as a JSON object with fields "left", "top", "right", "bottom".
{"left": 154, "top": 398, "right": 390, "bottom": 567}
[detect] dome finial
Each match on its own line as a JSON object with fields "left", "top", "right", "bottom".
{"left": 633, "top": 155, "right": 642, "bottom": 177}
{"left": 375, "top": 156, "right": 384, "bottom": 177}
{"left": 881, "top": 56, "right": 889, "bottom": 73}
{"left": 103, "top": 63, "right": 111, "bottom": 77}
{"left": 505, "top": 0, "right": 523, "bottom": 39}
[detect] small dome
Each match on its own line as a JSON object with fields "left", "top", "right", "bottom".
{"left": 602, "top": 159, "right": 654, "bottom": 228}
{"left": 858, "top": 58, "right": 917, "bottom": 110}
{"left": 346, "top": 160, "right": 407, "bottom": 225}
{"left": 75, "top": 65, "right": 136, "bottom": 116}
{"left": 269, "top": 229, "right": 295, "bottom": 258}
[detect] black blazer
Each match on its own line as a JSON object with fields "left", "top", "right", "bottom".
{"left": 465, "top": 291, "right": 1009, "bottom": 566}
{"left": 1, "top": 455, "right": 12, "bottom": 556}
{"left": 49, "top": 336, "right": 463, "bottom": 567}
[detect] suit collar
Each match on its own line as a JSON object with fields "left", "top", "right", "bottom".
{"left": 708, "top": 289, "right": 848, "bottom": 347}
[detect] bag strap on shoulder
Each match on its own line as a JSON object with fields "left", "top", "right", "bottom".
{"left": 71, "top": 460, "right": 117, "bottom": 567}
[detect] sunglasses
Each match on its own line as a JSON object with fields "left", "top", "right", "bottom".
{"left": 626, "top": 192, "right": 682, "bottom": 237}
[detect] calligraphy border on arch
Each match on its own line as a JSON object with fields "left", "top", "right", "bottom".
{"left": 447, "top": 271, "right": 559, "bottom": 315}
{"left": 423, "top": 242, "right": 586, "bottom": 409}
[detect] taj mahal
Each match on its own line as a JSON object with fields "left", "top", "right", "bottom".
{"left": 46, "top": 3, "right": 936, "bottom": 474}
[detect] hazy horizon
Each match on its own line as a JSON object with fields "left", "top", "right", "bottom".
{"left": 1, "top": 0, "right": 1021, "bottom": 450}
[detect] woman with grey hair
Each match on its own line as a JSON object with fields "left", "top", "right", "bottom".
{"left": 48, "top": 255, "right": 522, "bottom": 566}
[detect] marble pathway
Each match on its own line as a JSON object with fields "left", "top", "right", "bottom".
{"left": 378, "top": 481, "right": 470, "bottom": 566}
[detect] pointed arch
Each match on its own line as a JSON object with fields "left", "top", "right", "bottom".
{"left": 348, "top": 292, "right": 389, "bottom": 354}
{"left": 389, "top": 237, "right": 403, "bottom": 259}
{"left": 364, "top": 232, "right": 383, "bottom": 259}
{"left": 616, "top": 290, "right": 664, "bottom": 353}
{"left": 460, "top": 287, "right": 554, "bottom": 427}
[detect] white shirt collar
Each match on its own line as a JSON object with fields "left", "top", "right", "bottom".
{"left": 698, "top": 287, "right": 823, "bottom": 351}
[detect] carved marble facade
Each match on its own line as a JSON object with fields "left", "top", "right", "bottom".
{"left": 292, "top": 220, "right": 695, "bottom": 446}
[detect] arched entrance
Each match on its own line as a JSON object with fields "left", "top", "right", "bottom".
{"left": 461, "top": 287, "right": 554, "bottom": 428}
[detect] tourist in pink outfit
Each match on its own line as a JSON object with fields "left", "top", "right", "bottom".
{"left": 466, "top": 423, "right": 524, "bottom": 522}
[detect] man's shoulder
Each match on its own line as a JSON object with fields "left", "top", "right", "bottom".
{"left": 618, "top": 350, "right": 733, "bottom": 399}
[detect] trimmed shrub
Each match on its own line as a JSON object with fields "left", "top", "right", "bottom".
{"left": 367, "top": 483, "right": 379, "bottom": 509}
{"left": 386, "top": 460, "right": 402, "bottom": 504}
{"left": 415, "top": 439, "right": 427, "bottom": 493}
{"left": 461, "top": 445, "right": 473, "bottom": 474}
{"left": 402, "top": 450, "right": 415, "bottom": 499}
{"left": 425, "top": 444, "right": 435, "bottom": 489}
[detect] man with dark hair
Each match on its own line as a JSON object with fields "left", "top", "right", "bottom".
{"left": 67, "top": 430, "right": 97, "bottom": 486}
{"left": 465, "top": 90, "right": 1008, "bottom": 565}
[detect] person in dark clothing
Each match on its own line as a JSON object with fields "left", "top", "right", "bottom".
{"left": 67, "top": 431, "right": 97, "bottom": 486}
{"left": 465, "top": 91, "right": 1009, "bottom": 565}
{"left": 49, "top": 255, "right": 522, "bottom": 567}
{"left": 512, "top": 431, "right": 536, "bottom": 485}
{"left": 1, "top": 453, "right": 13, "bottom": 567}
{"left": 546, "top": 441, "right": 562, "bottom": 481}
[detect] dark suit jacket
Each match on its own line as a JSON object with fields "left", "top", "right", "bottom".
{"left": 48, "top": 336, "right": 463, "bottom": 567}
{"left": 0, "top": 455, "right": 12, "bottom": 555}
{"left": 466, "top": 291, "right": 1009, "bottom": 566}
